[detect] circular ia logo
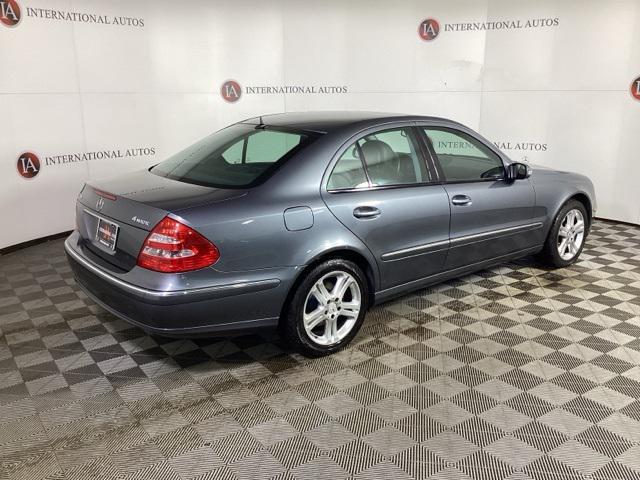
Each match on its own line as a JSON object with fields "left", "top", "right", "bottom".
{"left": 418, "top": 18, "right": 440, "bottom": 41}
{"left": 631, "top": 76, "right": 640, "bottom": 101}
{"left": 17, "top": 152, "right": 41, "bottom": 179}
{"left": 221, "top": 80, "right": 242, "bottom": 103}
{"left": 0, "top": 0, "right": 21, "bottom": 27}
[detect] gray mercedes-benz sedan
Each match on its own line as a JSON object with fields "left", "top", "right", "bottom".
{"left": 65, "top": 112, "right": 596, "bottom": 356}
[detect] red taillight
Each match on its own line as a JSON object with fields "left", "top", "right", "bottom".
{"left": 137, "top": 217, "right": 219, "bottom": 273}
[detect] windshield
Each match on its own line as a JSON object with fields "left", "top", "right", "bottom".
{"left": 151, "top": 124, "right": 317, "bottom": 188}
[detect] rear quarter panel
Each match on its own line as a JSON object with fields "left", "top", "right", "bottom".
{"left": 173, "top": 133, "right": 381, "bottom": 288}
{"left": 175, "top": 191, "right": 376, "bottom": 272}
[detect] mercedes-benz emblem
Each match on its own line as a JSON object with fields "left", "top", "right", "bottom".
{"left": 96, "top": 197, "right": 105, "bottom": 212}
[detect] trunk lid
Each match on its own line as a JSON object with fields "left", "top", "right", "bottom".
{"left": 76, "top": 169, "right": 247, "bottom": 271}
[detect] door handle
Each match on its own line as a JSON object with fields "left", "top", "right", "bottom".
{"left": 353, "top": 206, "right": 381, "bottom": 219}
{"left": 451, "top": 195, "right": 472, "bottom": 206}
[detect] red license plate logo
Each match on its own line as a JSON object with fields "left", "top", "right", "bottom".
{"left": 96, "top": 218, "right": 118, "bottom": 250}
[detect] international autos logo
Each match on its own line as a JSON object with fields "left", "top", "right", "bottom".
{"left": 16, "top": 152, "right": 40, "bottom": 179}
{"left": 221, "top": 80, "right": 242, "bottom": 103}
{"left": 1, "top": 1, "right": 144, "bottom": 28}
{"left": 418, "top": 18, "right": 440, "bottom": 41}
{"left": 418, "top": 16, "right": 559, "bottom": 41}
{"left": 220, "top": 79, "right": 348, "bottom": 103}
{"left": 0, "top": 0, "right": 21, "bottom": 27}
{"left": 631, "top": 75, "right": 640, "bottom": 101}
{"left": 15, "top": 147, "right": 156, "bottom": 179}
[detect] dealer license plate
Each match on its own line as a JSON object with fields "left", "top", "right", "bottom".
{"left": 96, "top": 218, "right": 119, "bottom": 251}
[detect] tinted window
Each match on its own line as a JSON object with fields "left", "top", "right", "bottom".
{"left": 245, "top": 131, "right": 303, "bottom": 163}
{"left": 327, "top": 143, "right": 369, "bottom": 190}
{"left": 152, "top": 125, "right": 314, "bottom": 188}
{"left": 424, "top": 128, "right": 504, "bottom": 182}
{"left": 222, "top": 138, "right": 244, "bottom": 164}
{"left": 359, "top": 128, "right": 429, "bottom": 186}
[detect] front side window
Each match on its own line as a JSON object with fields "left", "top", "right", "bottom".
{"left": 423, "top": 128, "right": 504, "bottom": 182}
{"left": 152, "top": 125, "right": 314, "bottom": 188}
{"left": 327, "top": 127, "right": 431, "bottom": 190}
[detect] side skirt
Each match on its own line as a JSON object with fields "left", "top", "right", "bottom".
{"left": 373, "top": 245, "right": 543, "bottom": 305}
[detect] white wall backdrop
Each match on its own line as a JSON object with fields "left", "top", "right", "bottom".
{"left": 1, "top": 0, "right": 639, "bottom": 248}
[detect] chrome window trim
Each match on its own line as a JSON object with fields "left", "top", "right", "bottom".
{"left": 327, "top": 180, "right": 442, "bottom": 194}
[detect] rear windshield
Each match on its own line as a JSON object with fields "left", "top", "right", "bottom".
{"left": 151, "top": 124, "right": 317, "bottom": 188}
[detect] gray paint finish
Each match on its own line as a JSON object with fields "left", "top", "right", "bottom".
{"left": 65, "top": 111, "right": 596, "bottom": 335}
{"left": 283, "top": 206, "right": 314, "bottom": 231}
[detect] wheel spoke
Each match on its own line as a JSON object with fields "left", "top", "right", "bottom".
{"left": 573, "top": 221, "right": 585, "bottom": 234}
{"left": 311, "top": 283, "right": 330, "bottom": 306}
{"left": 559, "top": 238, "right": 568, "bottom": 255}
{"left": 569, "top": 239, "right": 578, "bottom": 255}
{"left": 324, "top": 318, "right": 338, "bottom": 343}
{"left": 558, "top": 226, "right": 570, "bottom": 238}
{"left": 340, "top": 308, "right": 359, "bottom": 318}
{"left": 567, "top": 240, "right": 574, "bottom": 255}
{"left": 340, "top": 301, "right": 360, "bottom": 318}
{"left": 334, "top": 276, "right": 355, "bottom": 300}
{"left": 318, "top": 282, "right": 332, "bottom": 300}
{"left": 331, "top": 274, "right": 348, "bottom": 299}
{"left": 304, "top": 307, "right": 326, "bottom": 330}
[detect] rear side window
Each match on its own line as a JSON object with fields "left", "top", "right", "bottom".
{"left": 424, "top": 128, "right": 504, "bottom": 182}
{"left": 152, "top": 125, "right": 315, "bottom": 188}
{"left": 327, "top": 127, "right": 431, "bottom": 191}
{"left": 360, "top": 128, "right": 429, "bottom": 186}
{"left": 327, "top": 143, "right": 369, "bottom": 190}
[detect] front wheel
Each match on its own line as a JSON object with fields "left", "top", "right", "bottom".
{"left": 283, "top": 259, "right": 368, "bottom": 357}
{"left": 537, "top": 200, "right": 588, "bottom": 268}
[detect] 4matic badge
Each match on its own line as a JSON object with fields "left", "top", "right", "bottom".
{"left": 131, "top": 216, "right": 150, "bottom": 227}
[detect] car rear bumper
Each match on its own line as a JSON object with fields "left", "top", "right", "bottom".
{"left": 64, "top": 232, "right": 291, "bottom": 336}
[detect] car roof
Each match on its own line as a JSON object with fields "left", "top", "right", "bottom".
{"left": 241, "top": 111, "right": 451, "bottom": 134}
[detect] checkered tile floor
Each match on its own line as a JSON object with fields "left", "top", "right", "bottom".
{"left": 1, "top": 220, "right": 640, "bottom": 480}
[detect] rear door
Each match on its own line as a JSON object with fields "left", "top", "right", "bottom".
{"left": 321, "top": 125, "right": 450, "bottom": 291}
{"left": 417, "top": 125, "right": 539, "bottom": 271}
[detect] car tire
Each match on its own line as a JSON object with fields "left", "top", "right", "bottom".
{"left": 537, "top": 200, "right": 589, "bottom": 268}
{"left": 283, "top": 258, "right": 369, "bottom": 357}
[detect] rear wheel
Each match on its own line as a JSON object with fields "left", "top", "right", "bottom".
{"left": 283, "top": 259, "right": 368, "bottom": 357}
{"left": 538, "top": 200, "right": 588, "bottom": 268}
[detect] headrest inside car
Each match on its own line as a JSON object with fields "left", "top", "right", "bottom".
{"left": 360, "top": 140, "right": 395, "bottom": 165}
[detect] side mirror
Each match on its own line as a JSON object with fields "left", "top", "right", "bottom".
{"left": 506, "top": 162, "right": 531, "bottom": 182}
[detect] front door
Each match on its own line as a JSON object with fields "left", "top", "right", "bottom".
{"left": 322, "top": 126, "right": 450, "bottom": 290}
{"left": 419, "top": 126, "right": 538, "bottom": 271}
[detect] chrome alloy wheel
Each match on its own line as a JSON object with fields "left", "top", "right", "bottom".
{"left": 557, "top": 208, "right": 585, "bottom": 261}
{"left": 302, "top": 270, "right": 361, "bottom": 346}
